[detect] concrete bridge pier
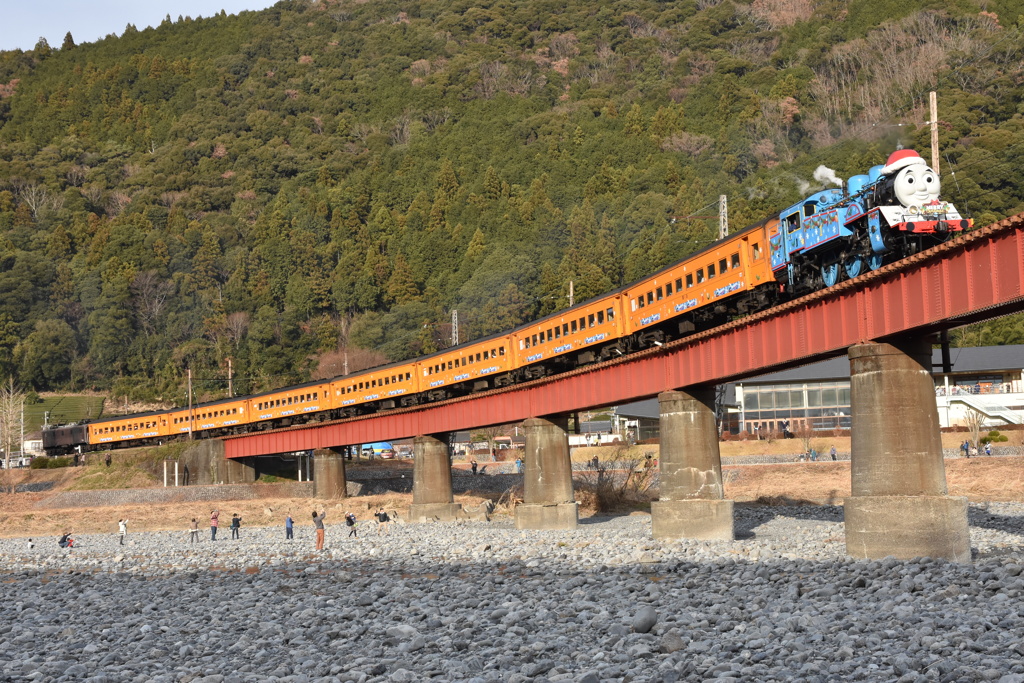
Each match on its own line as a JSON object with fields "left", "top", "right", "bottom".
{"left": 845, "top": 339, "right": 971, "bottom": 561}
{"left": 314, "top": 450, "right": 347, "bottom": 499}
{"left": 408, "top": 433, "right": 462, "bottom": 523}
{"left": 651, "top": 389, "right": 734, "bottom": 540}
{"left": 515, "top": 416, "right": 578, "bottom": 530}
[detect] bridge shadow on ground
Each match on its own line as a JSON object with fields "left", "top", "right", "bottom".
{"left": 730, "top": 501, "right": 1023, "bottom": 541}
{"left": 967, "top": 505, "right": 1024, "bottom": 536}
{"left": 733, "top": 501, "right": 844, "bottom": 539}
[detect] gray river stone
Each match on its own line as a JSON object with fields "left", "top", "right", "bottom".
{"left": 0, "top": 502, "right": 1021, "bottom": 681}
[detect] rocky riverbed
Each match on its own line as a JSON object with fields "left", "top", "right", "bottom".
{"left": 1, "top": 502, "right": 1023, "bottom": 682}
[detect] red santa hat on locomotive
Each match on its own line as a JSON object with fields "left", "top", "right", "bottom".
{"left": 881, "top": 148, "right": 927, "bottom": 176}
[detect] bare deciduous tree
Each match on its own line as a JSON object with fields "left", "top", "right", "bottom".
{"left": 14, "top": 181, "right": 49, "bottom": 220}
{"left": 962, "top": 407, "right": 984, "bottom": 453}
{"left": 225, "top": 312, "right": 250, "bottom": 348}
{"left": 131, "top": 271, "right": 175, "bottom": 336}
{"left": 0, "top": 377, "right": 25, "bottom": 491}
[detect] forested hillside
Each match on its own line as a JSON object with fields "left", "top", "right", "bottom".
{"left": 1, "top": 0, "right": 1023, "bottom": 404}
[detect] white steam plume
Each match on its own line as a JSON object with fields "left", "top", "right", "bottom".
{"left": 813, "top": 165, "right": 843, "bottom": 187}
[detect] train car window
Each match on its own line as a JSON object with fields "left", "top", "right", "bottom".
{"left": 637, "top": 296, "right": 644, "bottom": 308}
{"left": 665, "top": 282, "right": 672, "bottom": 295}
{"left": 548, "top": 329, "right": 554, "bottom": 342}
{"left": 719, "top": 258, "right": 728, "bottom": 273}
{"left": 499, "top": 346, "right": 505, "bottom": 356}
{"left": 532, "top": 334, "right": 538, "bottom": 346}
{"left": 597, "top": 310, "right": 604, "bottom": 324}
{"left": 731, "top": 253, "right": 740, "bottom": 269}
{"left": 448, "top": 360, "right": 454, "bottom": 370}
{"left": 554, "top": 326, "right": 561, "bottom": 339}
{"left": 579, "top": 317, "right": 585, "bottom": 330}
{"left": 571, "top": 320, "right": 577, "bottom": 332}
{"left": 675, "top": 278, "right": 682, "bottom": 291}
{"left": 588, "top": 314, "right": 596, "bottom": 328}
{"left": 752, "top": 243, "right": 762, "bottom": 259}
{"left": 686, "top": 274, "right": 694, "bottom": 288}
{"left": 656, "top": 287, "right": 663, "bottom": 300}
{"left": 563, "top": 324, "right": 569, "bottom": 336}
{"left": 697, "top": 269, "right": 705, "bottom": 283}
{"left": 607, "top": 307, "right": 615, "bottom": 321}
{"left": 708, "top": 263, "right": 716, "bottom": 278}
{"left": 646, "top": 292, "right": 653, "bottom": 305}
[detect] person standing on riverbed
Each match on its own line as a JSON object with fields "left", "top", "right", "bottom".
{"left": 312, "top": 508, "right": 326, "bottom": 550}
{"left": 210, "top": 509, "right": 220, "bottom": 541}
{"left": 117, "top": 518, "right": 128, "bottom": 545}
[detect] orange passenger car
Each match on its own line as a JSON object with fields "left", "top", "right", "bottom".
{"left": 165, "top": 396, "right": 252, "bottom": 437}
{"left": 89, "top": 411, "right": 170, "bottom": 446}
{"left": 622, "top": 226, "right": 773, "bottom": 337}
{"left": 331, "top": 361, "right": 419, "bottom": 410}
{"left": 250, "top": 382, "right": 333, "bottom": 425}
{"left": 418, "top": 336, "right": 514, "bottom": 396}
{"left": 511, "top": 293, "right": 624, "bottom": 370}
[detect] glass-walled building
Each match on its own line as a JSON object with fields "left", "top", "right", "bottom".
{"left": 740, "top": 381, "right": 851, "bottom": 436}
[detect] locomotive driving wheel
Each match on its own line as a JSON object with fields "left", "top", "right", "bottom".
{"left": 843, "top": 253, "right": 865, "bottom": 279}
{"left": 820, "top": 261, "right": 841, "bottom": 287}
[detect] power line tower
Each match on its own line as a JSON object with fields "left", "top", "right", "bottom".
{"left": 451, "top": 309, "right": 459, "bottom": 346}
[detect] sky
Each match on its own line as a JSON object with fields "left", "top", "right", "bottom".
{"left": 0, "top": 1, "right": 281, "bottom": 52}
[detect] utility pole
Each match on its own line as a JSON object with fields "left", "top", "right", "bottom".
{"left": 187, "top": 367, "right": 193, "bottom": 441}
{"left": 451, "top": 309, "right": 459, "bottom": 346}
{"left": 718, "top": 195, "right": 729, "bottom": 239}
{"left": 568, "top": 280, "right": 574, "bottom": 307}
{"left": 227, "top": 358, "right": 233, "bottom": 398}
{"left": 929, "top": 91, "right": 940, "bottom": 175}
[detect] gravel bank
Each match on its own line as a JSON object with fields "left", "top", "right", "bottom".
{"left": 1, "top": 503, "right": 1023, "bottom": 683}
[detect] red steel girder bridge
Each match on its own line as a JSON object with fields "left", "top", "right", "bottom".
{"left": 224, "top": 212, "right": 1024, "bottom": 459}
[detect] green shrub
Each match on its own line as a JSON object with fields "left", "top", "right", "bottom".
{"left": 47, "top": 457, "right": 72, "bottom": 469}
{"left": 29, "top": 458, "right": 49, "bottom": 469}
